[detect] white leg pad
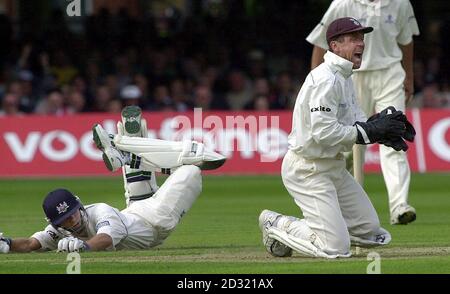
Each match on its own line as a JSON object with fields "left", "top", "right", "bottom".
{"left": 114, "top": 136, "right": 189, "bottom": 169}
{"left": 114, "top": 135, "right": 225, "bottom": 170}
{"left": 267, "top": 227, "right": 351, "bottom": 258}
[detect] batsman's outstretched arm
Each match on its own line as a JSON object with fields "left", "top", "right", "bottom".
{"left": 0, "top": 235, "right": 42, "bottom": 253}
{"left": 85, "top": 233, "right": 113, "bottom": 251}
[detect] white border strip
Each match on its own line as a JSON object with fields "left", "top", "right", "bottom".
{"left": 411, "top": 108, "right": 426, "bottom": 173}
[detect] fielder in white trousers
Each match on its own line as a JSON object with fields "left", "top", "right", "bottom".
{"left": 281, "top": 151, "right": 389, "bottom": 257}
{"left": 353, "top": 63, "right": 411, "bottom": 223}
{"left": 305, "top": 0, "right": 420, "bottom": 224}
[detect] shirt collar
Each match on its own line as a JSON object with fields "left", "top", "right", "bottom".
{"left": 323, "top": 51, "right": 354, "bottom": 79}
{"left": 354, "top": 0, "right": 390, "bottom": 8}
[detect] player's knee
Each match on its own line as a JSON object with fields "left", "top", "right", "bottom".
{"left": 321, "top": 233, "right": 351, "bottom": 256}
{"left": 152, "top": 209, "right": 179, "bottom": 232}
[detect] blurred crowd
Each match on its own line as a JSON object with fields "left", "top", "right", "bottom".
{"left": 0, "top": 2, "right": 449, "bottom": 117}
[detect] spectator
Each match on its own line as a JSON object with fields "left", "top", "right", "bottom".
{"left": 50, "top": 51, "right": 78, "bottom": 87}
{"left": 247, "top": 49, "right": 269, "bottom": 79}
{"left": 0, "top": 93, "right": 23, "bottom": 116}
{"left": 148, "top": 84, "right": 174, "bottom": 111}
{"left": 225, "top": 69, "right": 252, "bottom": 110}
{"left": 193, "top": 84, "right": 213, "bottom": 111}
{"left": 35, "top": 88, "right": 65, "bottom": 116}
{"left": 16, "top": 70, "right": 36, "bottom": 113}
{"left": 66, "top": 91, "right": 87, "bottom": 114}
{"left": 271, "top": 71, "right": 296, "bottom": 109}
{"left": 134, "top": 74, "right": 150, "bottom": 102}
{"left": 92, "top": 85, "right": 112, "bottom": 112}
{"left": 245, "top": 94, "right": 271, "bottom": 111}
{"left": 106, "top": 99, "right": 123, "bottom": 113}
{"left": 170, "top": 78, "right": 192, "bottom": 112}
{"left": 411, "top": 83, "right": 447, "bottom": 108}
{"left": 120, "top": 85, "right": 142, "bottom": 107}
{"left": 253, "top": 77, "right": 272, "bottom": 97}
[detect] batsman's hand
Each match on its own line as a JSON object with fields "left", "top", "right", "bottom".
{"left": 0, "top": 232, "right": 12, "bottom": 254}
{"left": 57, "top": 237, "right": 89, "bottom": 253}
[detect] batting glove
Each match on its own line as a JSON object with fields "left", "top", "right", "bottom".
{"left": 57, "top": 237, "right": 89, "bottom": 253}
{"left": 0, "top": 232, "right": 12, "bottom": 254}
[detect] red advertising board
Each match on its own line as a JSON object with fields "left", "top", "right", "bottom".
{"left": 0, "top": 109, "right": 449, "bottom": 177}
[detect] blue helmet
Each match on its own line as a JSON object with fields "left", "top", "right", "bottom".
{"left": 43, "top": 189, "right": 81, "bottom": 227}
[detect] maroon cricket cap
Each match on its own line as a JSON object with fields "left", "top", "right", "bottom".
{"left": 326, "top": 17, "right": 373, "bottom": 44}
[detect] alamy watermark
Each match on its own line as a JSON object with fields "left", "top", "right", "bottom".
{"left": 366, "top": 251, "right": 381, "bottom": 274}
{"left": 169, "top": 108, "right": 284, "bottom": 163}
{"left": 66, "top": 0, "right": 81, "bottom": 17}
{"left": 66, "top": 252, "right": 81, "bottom": 274}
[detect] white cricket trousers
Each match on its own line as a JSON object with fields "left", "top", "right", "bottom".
{"left": 122, "top": 165, "right": 202, "bottom": 243}
{"left": 281, "top": 150, "right": 381, "bottom": 255}
{"left": 352, "top": 62, "right": 411, "bottom": 215}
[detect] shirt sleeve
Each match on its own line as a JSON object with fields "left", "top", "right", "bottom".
{"left": 308, "top": 80, "right": 358, "bottom": 148}
{"left": 397, "top": 0, "right": 420, "bottom": 45}
{"left": 93, "top": 208, "right": 128, "bottom": 249}
{"left": 31, "top": 225, "right": 64, "bottom": 251}
{"left": 306, "top": 1, "right": 344, "bottom": 49}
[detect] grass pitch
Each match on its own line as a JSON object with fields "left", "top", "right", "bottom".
{"left": 0, "top": 173, "right": 449, "bottom": 274}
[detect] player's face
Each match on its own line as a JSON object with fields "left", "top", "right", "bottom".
{"left": 331, "top": 32, "right": 365, "bottom": 69}
{"left": 60, "top": 210, "right": 82, "bottom": 232}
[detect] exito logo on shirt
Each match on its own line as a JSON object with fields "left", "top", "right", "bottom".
{"left": 310, "top": 106, "right": 331, "bottom": 113}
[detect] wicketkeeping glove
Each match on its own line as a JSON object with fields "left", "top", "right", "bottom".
{"left": 379, "top": 136, "right": 409, "bottom": 152}
{"left": 57, "top": 237, "right": 89, "bottom": 253}
{"left": 354, "top": 110, "right": 406, "bottom": 145}
{"left": 0, "top": 232, "right": 12, "bottom": 254}
{"left": 392, "top": 113, "right": 416, "bottom": 142}
{"left": 368, "top": 106, "right": 416, "bottom": 142}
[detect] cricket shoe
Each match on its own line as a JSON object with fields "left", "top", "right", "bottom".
{"left": 179, "top": 141, "right": 227, "bottom": 170}
{"left": 119, "top": 105, "right": 148, "bottom": 138}
{"left": 391, "top": 203, "right": 416, "bottom": 225}
{"left": 258, "top": 210, "right": 293, "bottom": 257}
{"left": 92, "top": 124, "right": 129, "bottom": 172}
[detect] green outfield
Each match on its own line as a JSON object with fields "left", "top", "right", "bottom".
{"left": 0, "top": 173, "right": 449, "bottom": 274}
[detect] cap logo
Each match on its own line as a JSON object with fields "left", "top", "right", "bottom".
{"left": 350, "top": 18, "right": 360, "bottom": 26}
{"left": 56, "top": 201, "right": 70, "bottom": 214}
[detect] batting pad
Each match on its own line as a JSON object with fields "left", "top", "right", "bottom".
{"left": 267, "top": 227, "right": 351, "bottom": 258}
{"left": 113, "top": 135, "right": 226, "bottom": 171}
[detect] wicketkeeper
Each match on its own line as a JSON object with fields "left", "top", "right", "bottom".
{"left": 0, "top": 106, "right": 226, "bottom": 253}
{"left": 259, "top": 18, "right": 416, "bottom": 258}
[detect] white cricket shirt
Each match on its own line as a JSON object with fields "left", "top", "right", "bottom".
{"left": 32, "top": 203, "right": 158, "bottom": 251}
{"left": 287, "top": 51, "right": 366, "bottom": 159}
{"left": 306, "top": 0, "right": 420, "bottom": 71}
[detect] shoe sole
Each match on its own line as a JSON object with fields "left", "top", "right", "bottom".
{"left": 397, "top": 211, "right": 416, "bottom": 224}
{"left": 121, "top": 106, "right": 142, "bottom": 135}
{"left": 92, "top": 125, "right": 114, "bottom": 172}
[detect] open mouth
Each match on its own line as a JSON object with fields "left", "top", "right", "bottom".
{"left": 354, "top": 53, "right": 363, "bottom": 59}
